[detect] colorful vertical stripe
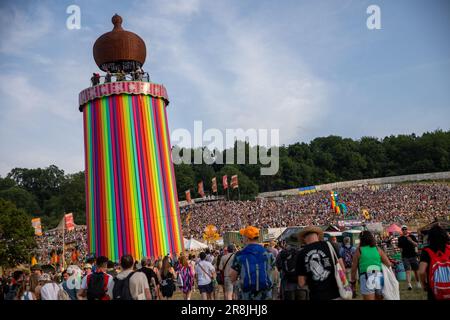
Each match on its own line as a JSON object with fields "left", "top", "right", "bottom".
{"left": 82, "top": 94, "right": 184, "bottom": 262}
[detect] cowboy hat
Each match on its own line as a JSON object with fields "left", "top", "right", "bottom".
{"left": 298, "top": 226, "right": 324, "bottom": 244}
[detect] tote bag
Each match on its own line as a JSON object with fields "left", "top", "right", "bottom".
{"left": 381, "top": 263, "right": 400, "bottom": 300}
{"left": 327, "top": 242, "right": 353, "bottom": 300}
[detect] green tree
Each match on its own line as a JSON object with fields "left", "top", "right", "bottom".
{"left": 0, "top": 199, "right": 36, "bottom": 267}
{"left": 0, "top": 186, "right": 40, "bottom": 215}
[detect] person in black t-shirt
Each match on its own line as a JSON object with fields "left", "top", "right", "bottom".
{"left": 296, "top": 226, "right": 345, "bottom": 300}
{"left": 397, "top": 225, "right": 420, "bottom": 290}
{"left": 138, "top": 257, "right": 160, "bottom": 300}
{"left": 418, "top": 225, "right": 449, "bottom": 300}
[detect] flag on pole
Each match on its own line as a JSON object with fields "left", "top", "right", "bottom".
{"left": 198, "top": 181, "right": 205, "bottom": 197}
{"left": 65, "top": 213, "right": 75, "bottom": 231}
{"left": 31, "top": 218, "right": 42, "bottom": 236}
{"left": 211, "top": 177, "right": 217, "bottom": 193}
{"left": 231, "top": 175, "right": 239, "bottom": 189}
{"left": 185, "top": 190, "right": 192, "bottom": 203}
{"left": 222, "top": 175, "right": 228, "bottom": 190}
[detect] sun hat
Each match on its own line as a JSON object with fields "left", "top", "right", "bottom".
{"left": 239, "top": 226, "right": 260, "bottom": 239}
{"left": 298, "top": 226, "right": 324, "bottom": 244}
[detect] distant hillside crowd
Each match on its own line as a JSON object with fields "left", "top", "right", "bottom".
{"left": 0, "top": 130, "right": 449, "bottom": 229}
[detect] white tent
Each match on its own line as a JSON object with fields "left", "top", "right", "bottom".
{"left": 183, "top": 238, "right": 208, "bottom": 250}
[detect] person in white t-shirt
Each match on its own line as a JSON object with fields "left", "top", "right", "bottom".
{"left": 194, "top": 252, "right": 216, "bottom": 300}
{"left": 39, "top": 273, "right": 60, "bottom": 300}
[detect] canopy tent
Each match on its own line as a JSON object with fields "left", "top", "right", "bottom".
{"left": 386, "top": 223, "right": 402, "bottom": 234}
{"left": 46, "top": 216, "right": 83, "bottom": 233}
{"left": 183, "top": 238, "right": 208, "bottom": 250}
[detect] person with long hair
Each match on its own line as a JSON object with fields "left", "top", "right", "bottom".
{"left": 179, "top": 255, "right": 194, "bottom": 300}
{"left": 418, "top": 224, "right": 450, "bottom": 300}
{"left": 17, "top": 273, "right": 36, "bottom": 300}
{"left": 350, "top": 230, "right": 391, "bottom": 300}
{"left": 159, "top": 256, "right": 176, "bottom": 299}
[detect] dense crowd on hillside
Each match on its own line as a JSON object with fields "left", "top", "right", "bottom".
{"left": 180, "top": 183, "right": 450, "bottom": 239}
{"left": 34, "top": 226, "right": 88, "bottom": 265}
{"left": 28, "top": 183, "right": 449, "bottom": 265}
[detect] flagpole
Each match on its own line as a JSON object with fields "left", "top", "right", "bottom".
{"left": 62, "top": 214, "right": 65, "bottom": 272}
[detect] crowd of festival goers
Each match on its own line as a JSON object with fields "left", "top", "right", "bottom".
{"left": 1, "top": 223, "right": 449, "bottom": 301}
{"left": 181, "top": 183, "right": 450, "bottom": 239}
{"left": 1, "top": 182, "right": 449, "bottom": 301}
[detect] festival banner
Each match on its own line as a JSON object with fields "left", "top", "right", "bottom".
{"left": 65, "top": 213, "right": 75, "bottom": 231}
{"left": 231, "top": 175, "right": 239, "bottom": 189}
{"left": 31, "top": 218, "right": 42, "bottom": 236}
{"left": 185, "top": 190, "right": 192, "bottom": 203}
{"left": 222, "top": 175, "right": 228, "bottom": 190}
{"left": 198, "top": 181, "right": 205, "bottom": 197}
{"left": 211, "top": 177, "right": 217, "bottom": 193}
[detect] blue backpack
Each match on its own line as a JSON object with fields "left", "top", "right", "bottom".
{"left": 237, "top": 244, "right": 272, "bottom": 293}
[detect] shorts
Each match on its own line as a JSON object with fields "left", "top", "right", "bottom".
{"left": 223, "top": 276, "right": 234, "bottom": 293}
{"left": 359, "top": 271, "right": 384, "bottom": 296}
{"left": 402, "top": 257, "right": 419, "bottom": 271}
{"left": 198, "top": 282, "right": 214, "bottom": 294}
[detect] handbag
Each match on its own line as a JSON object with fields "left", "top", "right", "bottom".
{"left": 197, "top": 262, "right": 215, "bottom": 286}
{"left": 327, "top": 242, "right": 353, "bottom": 300}
{"left": 381, "top": 263, "right": 400, "bottom": 300}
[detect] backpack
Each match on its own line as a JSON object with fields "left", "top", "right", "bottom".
{"left": 424, "top": 245, "right": 450, "bottom": 300}
{"left": 342, "top": 246, "right": 354, "bottom": 269}
{"left": 280, "top": 248, "right": 298, "bottom": 283}
{"left": 238, "top": 245, "right": 272, "bottom": 293}
{"left": 87, "top": 272, "right": 108, "bottom": 300}
{"left": 113, "top": 272, "right": 135, "bottom": 300}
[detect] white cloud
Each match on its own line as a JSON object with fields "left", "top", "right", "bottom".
{"left": 128, "top": 0, "right": 329, "bottom": 146}
{"left": 0, "top": 5, "right": 52, "bottom": 55}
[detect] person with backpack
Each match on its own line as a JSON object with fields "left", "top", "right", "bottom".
{"left": 78, "top": 256, "right": 113, "bottom": 300}
{"left": 350, "top": 231, "right": 392, "bottom": 300}
{"left": 195, "top": 251, "right": 216, "bottom": 300}
{"left": 230, "top": 226, "right": 275, "bottom": 300}
{"left": 339, "top": 236, "right": 357, "bottom": 297}
{"left": 418, "top": 224, "right": 450, "bottom": 300}
{"left": 276, "top": 242, "right": 299, "bottom": 300}
{"left": 113, "top": 255, "right": 151, "bottom": 300}
{"left": 296, "top": 226, "right": 345, "bottom": 301}
{"left": 219, "top": 244, "right": 237, "bottom": 300}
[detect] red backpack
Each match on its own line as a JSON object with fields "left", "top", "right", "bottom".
{"left": 424, "top": 244, "right": 450, "bottom": 300}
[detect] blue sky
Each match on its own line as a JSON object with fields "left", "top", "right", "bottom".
{"left": 0, "top": 0, "right": 449, "bottom": 176}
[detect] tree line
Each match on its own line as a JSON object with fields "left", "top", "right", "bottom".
{"left": 0, "top": 130, "right": 449, "bottom": 231}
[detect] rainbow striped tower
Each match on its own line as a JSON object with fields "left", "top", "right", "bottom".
{"left": 78, "top": 15, "right": 183, "bottom": 262}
